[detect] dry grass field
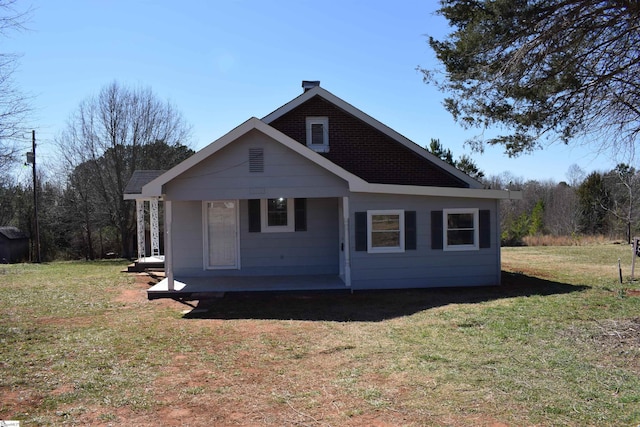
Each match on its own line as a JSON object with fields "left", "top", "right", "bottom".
{"left": 1, "top": 244, "right": 639, "bottom": 426}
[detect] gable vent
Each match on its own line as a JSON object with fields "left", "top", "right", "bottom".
{"left": 249, "top": 148, "right": 264, "bottom": 173}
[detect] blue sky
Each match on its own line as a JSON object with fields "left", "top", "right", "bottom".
{"left": 8, "top": 0, "right": 619, "bottom": 182}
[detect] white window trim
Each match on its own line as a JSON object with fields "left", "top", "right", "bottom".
{"left": 367, "top": 209, "right": 405, "bottom": 253}
{"left": 305, "top": 116, "right": 329, "bottom": 153}
{"left": 261, "top": 198, "right": 295, "bottom": 233}
{"left": 443, "top": 208, "right": 479, "bottom": 251}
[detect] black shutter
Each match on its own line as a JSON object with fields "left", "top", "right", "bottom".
{"left": 294, "top": 198, "right": 307, "bottom": 231}
{"left": 479, "top": 209, "right": 491, "bottom": 248}
{"left": 405, "top": 211, "right": 417, "bottom": 250}
{"left": 355, "top": 212, "right": 367, "bottom": 251}
{"left": 431, "top": 210, "right": 443, "bottom": 250}
{"left": 248, "top": 199, "right": 261, "bottom": 232}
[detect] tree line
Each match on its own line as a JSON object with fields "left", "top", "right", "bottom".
{"left": 1, "top": 82, "right": 194, "bottom": 261}
{"left": 2, "top": 126, "right": 637, "bottom": 262}
{"left": 488, "top": 164, "right": 640, "bottom": 245}
{"left": 1, "top": 0, "right": 638, "bottom": 260}
{"left": 428, "top": 139, "right": 640, "bottom": 245}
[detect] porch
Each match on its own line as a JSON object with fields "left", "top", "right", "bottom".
{"left": 126, "top": 256, "right": 165, "bottom": 273}
{"left": 147, "top": 274, "right": 348, "bottom": 300}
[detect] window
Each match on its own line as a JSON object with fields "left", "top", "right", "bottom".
{"left": 260, "top": 198, "right": 295, "bottom": 232}
{"left": 444, "top": 208, "right": 479, "bottom": 251}
{"left": 305, "top": 117, "right": 329, "bottom": 152}
{"left": 367, "top": 210, "right": 405, "bottom": 253}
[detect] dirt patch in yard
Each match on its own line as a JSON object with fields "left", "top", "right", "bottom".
{"left": 68, "top": 271, "right": 574, "bottom": 423}
{"left": 114, "top": 272, "right": 187, "bottom": 311}
{"left": 0, "top": 263, "right": 613, "bottom": 427}
{"left": 561, "top": 318, "right": 640, "bottom": 373}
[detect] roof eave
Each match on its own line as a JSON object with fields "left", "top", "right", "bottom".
{"left": 141, "top": 117, "right": 366, "bottom": 198}
{"left": 349, "top": 181, "right": 523, "bottom": 200}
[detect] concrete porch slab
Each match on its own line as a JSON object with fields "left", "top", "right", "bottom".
{"left": 147, "top": 275, "right": 348, "bottom": 300}
{"left": 127, "top": 256, "right": 165, "bottom": 273}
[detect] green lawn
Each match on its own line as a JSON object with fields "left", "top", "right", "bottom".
{"left": 1, "top": 246, "right": 639, "bottom": 426}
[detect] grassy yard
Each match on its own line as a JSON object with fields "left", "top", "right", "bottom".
{"left": 1, "top": 245, "right": 639, "bottom": 426}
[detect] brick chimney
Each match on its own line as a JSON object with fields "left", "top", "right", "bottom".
{"left": 302, "top": 80, "right": 320, "bottom": 92}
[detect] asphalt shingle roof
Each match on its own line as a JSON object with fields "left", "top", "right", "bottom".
{"left": 124, "top": 170, "right": 166, "bottom": 195}
{"left": 0, "top": 226, "right": 28, "bottom": 240}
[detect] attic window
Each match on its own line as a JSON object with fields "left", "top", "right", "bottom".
{"left": 249, "top": 148, "right": 264, "bottom": 173}
{"left": 305, "top": 117, "right": 329, "bottom": 153}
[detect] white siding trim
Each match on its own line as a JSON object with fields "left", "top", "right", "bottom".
{"left": 141, "top": 117, "right": 522, "bottom": 202}
{"left": 350, "top": 182, "right": 522, "bottom": 200}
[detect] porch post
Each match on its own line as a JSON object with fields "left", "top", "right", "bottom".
{"left": 136, "top": 199, "right": 146, "bottom": 261}
{"left": 165, "top": 200, "right": 174, "bottom": 291}
{"left": 150, "top": 198, "right": 160, "bottom": 257}
{"left": 342, "top": 196, "right": 351, "bottom": 287}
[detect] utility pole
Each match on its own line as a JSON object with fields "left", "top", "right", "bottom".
{"left": 26, "top": 130, "right": 41, "bottom": 263}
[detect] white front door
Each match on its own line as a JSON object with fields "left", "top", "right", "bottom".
{"left": 205, "top": 200, "right": 239, "bottom": 269}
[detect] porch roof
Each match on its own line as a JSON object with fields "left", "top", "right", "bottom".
{"left": 0, "top": 226, "right": 28, "bottom": 240}
{"left": 124, "top": 170, "right": 166, "bottom": 200}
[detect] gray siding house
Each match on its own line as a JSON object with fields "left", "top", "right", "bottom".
{"left": 132, "top": 82, "right": 520, "bottom": 299}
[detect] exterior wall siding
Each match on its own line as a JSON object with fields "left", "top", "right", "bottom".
{"left": 170, "top": 198, "right": 339, "bottom": 278}
{"left": 164, "top": 129, "right": 349, "bottom": 201}
{"left": 237, "top": 198, "right": 339, "bottom": 276}
{"left": 170, "top": 201, "right": 204, "bottom": 275}
{"left": 348, "top": 192, "right": 500, "bottom": 289}
{"left": 170, "top": 193, "right": 501, "bottom": 288}
{"left": 269, "top": 95, "right": 468, "bottom": 188}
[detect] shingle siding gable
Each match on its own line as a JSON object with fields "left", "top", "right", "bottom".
{"left": 269, "top": 95, "right": 468, "bottom": 188}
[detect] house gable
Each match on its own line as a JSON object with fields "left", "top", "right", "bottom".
{"left": 146, "top": 119, "right": 353, "bottom": 200}
{"left": 143, "top": 98, "right": 519, "bottom": 201}
{"left": 263, "top": 87, "right": 480, "bottom": 189}
{"left": 164, "top": 129, "right": 350, "bottom": 200}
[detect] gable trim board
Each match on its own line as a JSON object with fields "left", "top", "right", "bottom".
{"left": 141, "top": 117, "right": 366, "bottom": 198}
{"left": 142, "top": 117, "right": 519, "bottom": 201}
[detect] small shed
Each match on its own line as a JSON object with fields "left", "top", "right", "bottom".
{"left": 0, "top": 226, "right": 29, "bottom": 263}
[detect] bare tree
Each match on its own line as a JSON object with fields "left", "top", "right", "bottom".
{"left": 544, "top": 182, "right": 580, "bottom": 236}
{"left": 566, "top": 164, "right": 586, "bottom": 189}
{"left": 0, "top": 0, "right": 32, "bottom": 173}
{"left": 603, "top": 164, "right": 640, "bottom": 243}
{"left": 57, "top": 81, "right": 192, "bottom": 258}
